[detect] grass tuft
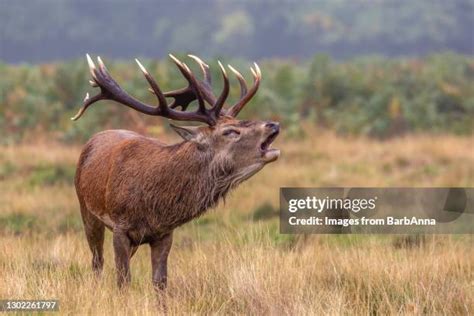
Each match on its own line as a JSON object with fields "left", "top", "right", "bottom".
{"left": 0, "top": 133, "right": 472, "bottom": 314}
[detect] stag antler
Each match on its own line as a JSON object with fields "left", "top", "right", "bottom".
{"left": 71, "top": 54, "right": 261, "bottom": 125}
{"left": 185, "top": 55, "right": 261, "bottom": 117}
{"left": 226, "top": 62, "right": 261, "bottom": 117}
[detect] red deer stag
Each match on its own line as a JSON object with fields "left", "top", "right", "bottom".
{"left": 72, "top": 54, "right": 280, "bottom": 291}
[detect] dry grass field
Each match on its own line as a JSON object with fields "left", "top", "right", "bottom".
{"left": 0, "top": 129, "right": 473, "bottom": 315}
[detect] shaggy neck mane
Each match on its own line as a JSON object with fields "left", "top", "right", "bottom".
{"left": 151, "top": 140, "right": 254, "bottom": 229}
{"left": 176, "top": 141, "right": 239, "bottom": 203}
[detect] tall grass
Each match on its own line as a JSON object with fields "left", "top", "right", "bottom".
{"left": 0, "top": 130, "right": 472, "bottom": 314}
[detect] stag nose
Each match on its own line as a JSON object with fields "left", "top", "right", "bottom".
{"left": 265, "top": 121, "right": 280, "bottom": 132}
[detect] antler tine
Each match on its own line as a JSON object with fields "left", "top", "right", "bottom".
{"left": 182, "top": 63, "right": 207, "bottom": 114}
{"left": 188, "top": 54, "right": 211, "bottom": 85}
{"left": 169, "top": 54, "right": 207, "bottom": 114}
{"left": 210, "top": 61, "right": 230, "bottom": 117}
{"left": 226, "top": 62, "right": 261, "bottom": 117}
{"left": 86, "top": 54, "right": 98, "bottom": 81}
{"left": 97, "top": 56, "right": 107, "bottom": 71}
{"left": 162, "top": 68, "right": 199, "bottom": 110}
{"left": 71, "top": 92, "right": 104, "bottom": 121}
{"left": 186, "top": 54, "right": 221, "bottom": 106}
{"left": 185, "top": 56, "right": 230, "bottom": 117}
{"left": 71, "top": 54, "right": 105, "bottom": 121}
{"left": 135, "top": 58, "right": 168, "bottom": 114}
{"left": 227, "top": 64, "right": 247, "bottom": 99}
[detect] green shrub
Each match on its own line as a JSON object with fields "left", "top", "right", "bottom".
{"left": 0, "top": 161, "right": 17, "bottom": 180}
{"left": 0, "top": 213, "right": 38, "bottom": 235}
{"left": 28, "top": 164, "right": 75, "bottom": 187}
{"left": 1, "top": 53, "right": 473, "bottom": 142}
{"left": 252, "top": 202, "right": 278, "bottom": 221}
{"left": 57, "top": 213, "right": 83, "bottom": 233}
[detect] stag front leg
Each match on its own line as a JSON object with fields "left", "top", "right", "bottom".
{"left": 150, "top": 232, "right": 173, "bottom": 292}
{"left": 113, "top": 229, "right": 133, "bottom": 288}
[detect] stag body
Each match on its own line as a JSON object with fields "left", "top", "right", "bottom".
{"left": 73, "top": 55, "right": 279, "bottom": 290}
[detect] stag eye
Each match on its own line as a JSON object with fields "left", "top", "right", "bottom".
{"left": 222, "top": 129, "right": 240, "bottom": 137}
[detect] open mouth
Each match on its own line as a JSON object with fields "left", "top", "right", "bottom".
{"left": 260, "top": 130, "right": 279, "bottom": 152}
{"left": 260, "top": 129, "right": 280, "bottom": 163}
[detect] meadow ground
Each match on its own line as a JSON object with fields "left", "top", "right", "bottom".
{"left": 0, "top": 129, "right": 473, "bottom": 315}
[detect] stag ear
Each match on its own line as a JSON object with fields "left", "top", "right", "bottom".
{"left": 169, "top": 123, "right": 201, "bottom": 142}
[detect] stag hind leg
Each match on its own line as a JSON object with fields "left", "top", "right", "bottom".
{"left": 113, "top": 229, "right": 133, "bottom": 288}
{"left": 150, "top": 232, "right": 173, "bottom": 292}
{"left": 79, "top": 206, "right": 105, "bottom": 275}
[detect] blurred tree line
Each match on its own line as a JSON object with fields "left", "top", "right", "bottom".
{"left": 1, "top": 53, "right": 473, "bottom": 143}
{"left": 0, "top": 0, "right": 472, "bottom": 63}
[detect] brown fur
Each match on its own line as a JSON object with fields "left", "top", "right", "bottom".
{"left": 75, "top": 116, "right": 280, "bottom": 290}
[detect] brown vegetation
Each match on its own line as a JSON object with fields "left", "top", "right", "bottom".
{"left": 0, "top": 130, "right": 472, "bottom": 314}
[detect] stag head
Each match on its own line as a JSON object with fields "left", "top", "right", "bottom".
{"left": 171, "top": 117, "right": 280, "bottom": 180}
{"left": 72, "top": 54, "right": 280, "bottom": 177}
